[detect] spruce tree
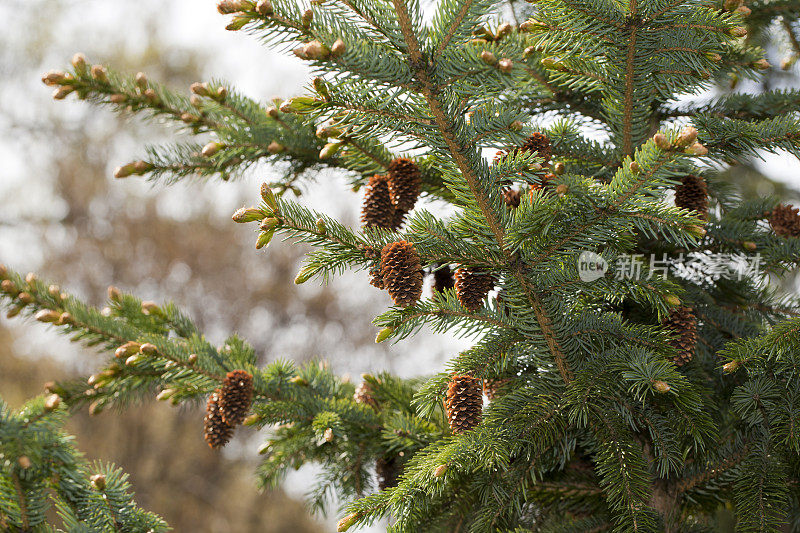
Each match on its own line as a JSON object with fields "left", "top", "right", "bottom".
{"left": 5, "top": 0, "right": 800, "bottom": 531}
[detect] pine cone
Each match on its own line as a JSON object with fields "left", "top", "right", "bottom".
{"left": 354, "top": 381, "right": 379, "bottom": 410}
{"left": 204, "top": 390, "right": 234, "bottom": 449}
{"left": 519, "top": 132, "right": 552, "bottom": 164}
{"left": 376, "top": 456, "right": 402, "bottom": 490}
{"left": 770, "top": 204, "right": 800, "bottom": 238}
{"left": 483, "top": 378, "right": 510, "bottom": 401}
{"left": 445, "top": 375, "right": 482, "bottom": 434}
{"left": 663, "top": 306, "right": 697, "bottom": 366}
{"left": 503, "top": 188, "right": 521, "bottom": 208}
{"left": 454, "top": 268, "right": 496, "bottom": 312}
{"left": 433, "top": 264, "right": 455, "bottom": 294}
{"left": 219, "top": 370, "right": 254, "bottom": 426}
{"left": 361, "top": 245, "right": 384, "bottom": 289}
{"left": 675, "top": 175, "right": 708, "bottom": 219}
{"left": 387, "top": 158, "right": 421, "bottom": 214}
{"left": 380, "top": 241, "right": 423, "bottom": 307}
{"left": 361, "top": 174, "right": 395, "bottom": 230}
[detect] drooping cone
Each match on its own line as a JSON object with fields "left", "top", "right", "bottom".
{"left": 433, "top": 264, "right": 455, "bottom": 294}
{"left": 674, "top": 175, "right": 708, "bottom": 219}
{"left": 380, "top": 241, "right": 423, "bottom": 307}
{"left": 361, "top": 175, "right": 395, "bottom": 230}
{"left": 663, "top": 306, "right": 697, "bottom": 366}
{"left": 204, "top": 390, "right": 234, "bottom": 449}
{"left": 483, "top": 378, "right": 510, "bottom": 401}
{"left": 376, "top": 456, "right": 402, "bottom": 490}
{"left": 354, "top": 381, "right": 379, "bottom": 410}
{"left": 387, "top": 158, "right": 421, "bottom": 214}
{"left": 518, "top": 132, "right": 552, "bottom": 164}
{"left": 445, "top": 375, "right": 482, "bottom": 434}
{"left": 219, "top": 370, "right": 254, "bottom": 426}
{"left": 454, "top": 268, "right": 496, "bottom": 312}
{"left": 769, "top": 204, "right": 800, "bottom": 238}
{"left": 503, "top": 188, "right": 521, "bottom": 208}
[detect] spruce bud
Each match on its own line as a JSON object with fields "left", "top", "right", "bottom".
{"left": 685, "top": 143, "right": 708, "bottom": 156}
{"left": 664, "top": 294, "right": 681, "bottom": 307}
{"left": 256, "top": 229, "right": 275, "bottom": 249}
{"left": 72, "top": 53, "right": 88, "bottom": 72}
{"left": 90, "top": 65, "right": 108, "bottom": 83}
{"left": 293, "top": 46, "right": 309, "bottom": 60}
{"left": 53, "top": 86, "right": 74, "bottom": 100}
{"left": 156, "top": 389, "right": 175, "bottom": 401}
{"left": 724, "top": 0, "right": 743, "bottom": 10}
{"left": 25, "top": 272, "right": 37, "bottom": 285}
{"left": 289, "top": 376, "right": 309, "bottom": 386}
{"left": 480, "top": 51, "right": 497, "bottom": 66}
{"left": 125, "top": 354, "right": 142, "bottom": 366}
{"left": 1, "top": 279, "right": 17, "bottom": 295}
{"left": 0, "top": 263, "right": 6, "bottom": 279}
{"left": 304, "top": 41, "right": 330, "bottom": 60}
{"left": 734, "top": 5, "right": 751, "bottom": 16}
{"left": 190, "top": 82, "right": 210, "bottom": 96}
{"left": 42, "top": 71, "right": 68, "bottom": 86}
{"left": 139, "top": 343, "right": 159, "bottom": 356}
{"left": 115, "top": 341, "right": 141, "bottom": 359}
{"left": 202, "top": 142, "right": 224, "bottom": 157}
{"left": 294, "top": 266, "right": 318, "bottom": 284}
{"left": 244, "top": 413, "right": 261, "bottom": 426}
{"left": 44, "top": 394, "right": 61, "bottom": 412}
{"left": 181, "top": 112, "right": 199, "bottom": 124}
{"left": 217, "top": 0, "right": 246, "bottom": 14}
{"left": 652, "top": 133, "right": 671, "bottom": 150}
{"left": 540, "top": 57, "right": 563, "bottom": 70}
{"left": 214, "top": 86, "right": 228, "bottom": 101}
{"left": 555, "top": 184, "right": 568, "bottom": 196}
{"left": 133, "top": 160, "right": 153, "bottom": 174}
{"left": 35, "top": 310, "right": 60, "bottom": 323}
{"left": 141, "top": 301, "right": 160, "bottom": 315}
{"left": 509, "top": 120, "right": 523, "bottom": 131}
{"left": 729, "top": 26, "right": 747, "bottom": 37}
{"left": 324, "top": 427, "right": 334, "bottom": 442}
{"left": 753, "top": 59, "right": 770, "bottom": 70}
{"left": 319, "top": 142, "right": 342, "bottom": 159}
{"left": 674, "top": 126, "right": 698, "bottom": 148}
{"left": 56, "top": 312, "right": 73, "bottom": 326}
{"left": 18, "top": 456, "right": 32, "bottom": 469}
{"left": 302, "top": 9, "right": 313, "bottom": 27}
{"left": 553, "top": 162, "right": 565, "bottom": 175}
{"left": 109, "top": 94, "right": 126, "bottom": 104}
{"left": 337, "top": 512, "right": 362, "bottom": 532}
{"left": 91, "top": 474, "right": 106, "bottom": 490}
{"left": 261, "top": 182, "right": 278, "bottom": 211}
{"left": 17, "top": 292, "right": 33, "bottom": 305}
{"left": 144, "top": 88, "right": 158, "bottom": 103}
{"left": 134, "top": 72, "right": 148, "bottom": 90}
{"left": 653, "top": 380, "right": 670, "bottom": 393}
{"left": 688, "top": 225, "right": 707, "bottom": 238}
{"left": 781, "top": 56, "right": 797, "bottom": 71}
{"left": 107, "top": 285, "right": 121, "bottom": 301}
{"left": 498, "top": 58, "right": 513, "bottom": 73}
{"left": 723, "top": 360, "right": 739, "bottom": 373}
{"left": 496, "top": 23, "right": 513, "bottom": 39}
{"left": 433, "top": 464, "right": 447, "bottom": 478}
{"left": 256, "top": 0, "right": 273, "bottom": 15}
{"left": 316, "top": 218, "right": 327, "bottom": 235}
{"left": 266, "top": 106, "right": 279, "bottom": 118}
{"left": 267, "top": 141, "right": 285, "bottom": 153}
{"left": 743, "top": 241, "right": 757, "bottom": 251}
{"left": 232, "top": 207, "right": 263, "bottom": 223}
{"left": 313, "top": 77, "right": 329, "bottom": 99}
{"left": 188, "top": 353, "right": 198, "bottom": 364}
{"left": 705, "top": 52, "right": 722, "bottom": 63}
{"left": 226, "top": 16, "right": 249, "bottom": 31}
{"left": 259, "top": 217, "right": 279, "bottom": 232}
{"left": 47, "top": 285, "right": 61, "bottom": 299}
{"left": 331, "top": 39, "right": 346, "bottom": 57}
{"left": 375, "top": 327, "right": 394, "bottom": 343}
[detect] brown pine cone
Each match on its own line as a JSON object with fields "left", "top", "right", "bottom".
{"left": 503, "top": 188, "right": 521, "bottom": 208}
{"left": 675, "top": 175, "right": 708, "bottom": 219}
{"left": 361, "top": 174, "right": 395, "bottom": 230}
{"left": 204, "top": 390, "right": 234, "bottom": 449}
{"left": 387, "top": 158, "right": 422, "bottom": 214}
{"left": 354, "top": 381, "right": 379, "bottom": 411}
{"left": 433, "top": 264, "right": 455, "bottom": 295}
{"left": 770, "top": 204, "right": 800, "bottom": 238}
{"left": 454, "top": 268, "right": 496, "bottom": 312}
{"left": 445, "top": 375, "right": 482, "bottom": 434}
{"left": 483, "top": 378, "right": 510, "bottom": 401}
{"left": 361, "top": 245, "right": 385, "bottom": 289}
{"left": 376, "top": 456, "right": 402, "bottom": 490}
{"left": 219, "top": 370, "right": 254, "bottom": 426}
{"left": 380, "top": 241, "right": 423, "bottom": 307}
{"left": 663, "top": 306, "right": 697, "bottom": 366}
{"left": 519, "top": 132, "right": 552, "bottom": 164}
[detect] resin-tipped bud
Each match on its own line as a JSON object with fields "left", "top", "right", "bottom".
{"left": 261, "top": 182, "right": 278, "bottom": 211}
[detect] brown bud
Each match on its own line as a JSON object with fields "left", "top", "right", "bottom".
{"left": 180, "top": 112, "right": 199, "bottom": 124}
{"left": 556, "top": 184, "right": 569, "bottom": 196}
{"left": 480, "top": 51, "right": 497, "bottom": 65}
{"left": 653, "top": 380, "right": 670, "bottom": 393}
{"left": 734, "top": 5, "right": 751, "bottom": 16}
{"left": 133, "top": 160, "right": 153, "bottom": 174}
{"left": 113, "top": 163, "right": 136, "bottom": 179}
{"left": 90, "top": 65, "right": 108, "bottom": 83}
{"left": 107, "top": 285, "right": 122, "bottom": 301}
{"left": 433, "top": 464, "right": 447, "bottom": 478}
{"left": 44, "top": 394, "right": 61, "bottom": 412}
{"left": 134, "top": 72, "right": 148, "bottom": 90}
{"left": 72, "top": 53, "right": 88, "bottom": 72}
{"left": 553, "top": 162, "right": 565, "bottom": 175}
{"left": 267, "top": 141, "right": 285, "bottom": 154}
{"left": 109, "top": 93, "right": 127, "bottom": 104}
{"left": 303, "top": 40, "right": 330, "bottom": 60}
{"left": 25, "top": 272, "right": 37, "bottom": 285}
{"left": 90, "top": 474, "right": 106, "bottom": 490}
{"left": 723, "top": 360, "right": 739, "bottom": 373}
{"left": 256, "top": 0, "right": 273, "bottom": 15}
{"left": 144, "top": 88, "right": 158, "bottom": 103}
{"left": 685, "top": 143, "right": 708, "bottom": 156}
{"left": 141, "top": 301, "right": 160, "bottom": 315}
{"left": 730, "top": 26, "right": 747, "bottom": 37}
{"left": 188, "top": 353, "right": 198, "bottom": 364}
{"left": 52, "top": 86, "right": 74, "bottom": 100}
{"left": 266, "top": 106, "right": 279, "bottom": 119}
{"left": 753, "top": 59, "right": 770, "bottom": 70}
{"left": 139, "top": 343, "right": 159, "bottom": 356}
{"left": 217, "top": 0, "right": 246, "bottom": 14}
{"left": 125, "top": 354, "right": 142, "bottom": 366}
{"left": 293, "top": 46, "right": 309, "bottom": 60}
{"left": 0, "top": 264, "right": 6, "bottom": 279}
{"left": 1, "top": 279, "right": 18, "bottom": 295}
{"left": 48, "top": 285, "right": 61, "bottom": 298}
{"left": 42, "top": 71, "right": 68, "bottom": 86}
{"left": 35, "top": 310, "right": 61, "bottom": 323}
{"left": 496, "top": 23, "right": 513, "bottom": 39}
{"left": 652, "top": 133, "right": 671, "bottom": 150}
{"left": 18, "top": 456, "right": 32, "bottom": 469}
{"left": 324, "top": 427, "right": 334, "bottom": 442}
{"left": 674, "top": 126, "right": 698, "bottom": 148}
{"left": 115, "top": 341, "right": 141, "bottom": 359}
{"left": 331, "top": 39, "right": 346, "bottom": 57}
{"left": 743, "top": 241, "right": 757, "bottom": 251}
{"left": 190, "top": 82, "right": 210, "bottom": 96}
{"left": 202, "top": 142, "right": 224, "bottom": 157}
{"left": 498, "top": 58, "right": 513, "bottom": 73}
{"left": 17, "top": 292, "right": 33, "bottom": 305}
{"left": 723, "top": 0, "right": 743, "bottom": 10}
{"left": 302, "top": 9, "right": 313, "bottom": 27}
{"left": 664, "top": 294, "right": 681, "bottom": 307}
{"left": 56, "top": 312, "right": 73, "bottom": 326}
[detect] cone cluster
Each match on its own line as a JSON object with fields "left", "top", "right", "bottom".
{"left": 663, "top": 306, "right": 697, "bottom": 366}
{"left": 376, "top": 456, "right": 402, "bottom": 490}
{"left": 360, "top": 158, "right": 421, "bottom": 232}
{"left": 204, "top": 391, "right": 234, "bottom": 449}
{"left": 674, "top": 175, "right": 708, "bottom": 219}
{"left": 454, "top": 268, "right": 496, "bottom": 312}
{"left": 433, "top": 264, "right": 455, "bottom": 294}
{"left": 354, "top": 381, "right": 379, "bottom": 410}
{"left": 219, "top": 370, "right": 254, "bottom": 426}
{"left": 770, "top": 204, "right": 800, "bottom": 238}
{"left": 445, "top": 375, "right": 482, "bottom": 434}
{"left": 380, "top": 241, "right": 423, "bottom": 307}
{"left": 483, "top": 378, "right": 510, "bottom": 401}
{"left": 361, "top": 175, "right": 394, "bottom": 230}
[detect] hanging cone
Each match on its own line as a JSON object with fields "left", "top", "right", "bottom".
{"left": 433, "top": 264, "right": 455, "bottom": 294}
{"left": 663, "top": 306, "right": 697, "bottom": 366}
{"left": 361, "top": 174, "right": 395, "bottom": 230}
{"left": 675, "top": 175, "right": 708, "bottom": 219}
{"left": 454, "top": 268, "right": 496, "bottom": 312}
{"left": 204, "top": 390, "right": 234, "bottom": 449}
{"left": 219, "top": 370, "right": 254, "bottom": 426}
{"left": 387, "top": 158, "right": 422, "bottom": 215}
{"left": 376, "top": 456, "right": 402, "bottom": 490}
{"left": 769, "top": 204, "right": 800, "bottom": 238}
{"left": 354, "top": 381, "right": 379, "bottom": 410}
{"left": 445, "top": 375, "right": 482, "bottom": 434}
{"left": 483, "top": 378, "right": 510, "bottom": 401}
{"left": 380, "top": 241, "right": 423, "bottom": 307}
{"left": 518, "top": 132, "right": 552, "bottom": 164}
{"left": 503, "top": 188, "right": 521, "bottom": 208}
